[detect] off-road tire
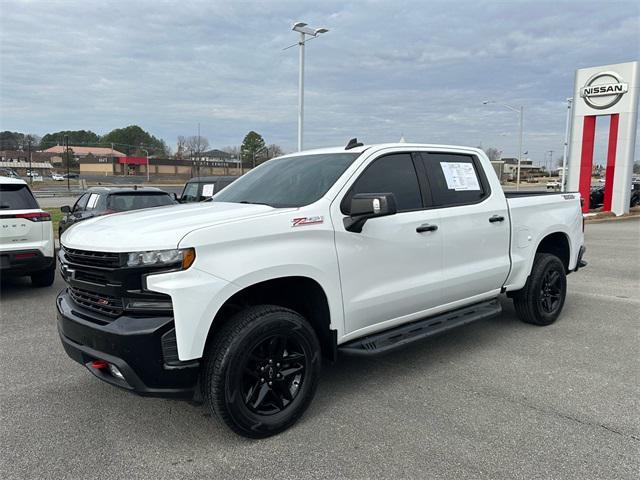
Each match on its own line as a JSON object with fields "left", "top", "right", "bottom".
{"left": 512, "top": 253, "right": 567, "bottom": 326}
{"left": 202, "top": 305, "right": 321, "bottom": 438}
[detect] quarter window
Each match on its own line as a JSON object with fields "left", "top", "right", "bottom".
{"left": 346, "top": 153, "right": 422, "bottom": 212}
{"left": 421, "top": 153, "right": 488, "bottom": 207}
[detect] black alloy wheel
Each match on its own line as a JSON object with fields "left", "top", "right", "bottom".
{"left": 538, "top": 268, "right": 563, "bottom": 314}
{"left": 242, "top": 334, "right": 306, "bottom": 415}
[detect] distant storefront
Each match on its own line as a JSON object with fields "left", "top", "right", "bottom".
{"left": 79, "top": 155, "right": 243, "bottom": 177}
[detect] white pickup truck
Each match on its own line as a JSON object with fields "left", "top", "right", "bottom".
{"left": 57, "top": 141, "right": 586, "bottom": 438}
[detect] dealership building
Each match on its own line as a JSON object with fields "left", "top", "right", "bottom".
{"left": 41, "top": 146, "right": 243, "bottom": 177}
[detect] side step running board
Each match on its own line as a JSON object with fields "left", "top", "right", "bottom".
{"left": 339, "top": 298, "right": 502, "bottom": 356}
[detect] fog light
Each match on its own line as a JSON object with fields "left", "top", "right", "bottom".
{"left": 108, "top": 363, "right": 125, "bottom": 381}
{"left": 91, "top": 359, "right": 108, "bottom": 369}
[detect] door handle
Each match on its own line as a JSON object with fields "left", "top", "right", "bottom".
{"left": 416, "top": 223, "right": 438, "bottom": 233}
{"left": 489, "top": 215, "right": 505, "bottom": 223}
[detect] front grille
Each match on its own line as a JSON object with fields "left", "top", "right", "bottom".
{"left": 69, "top": 286, "right": 124, "bottom": 318}
{"left": 63, "top": 247, "right": 121, "bottom": 268}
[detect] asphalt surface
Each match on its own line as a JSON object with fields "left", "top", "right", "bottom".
{"left": 1, "top": 219, "right": 639, "bottom": 479}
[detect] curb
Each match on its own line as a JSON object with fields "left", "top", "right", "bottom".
{"left": 585, "top": 214, "right": 640, "bottom": 224}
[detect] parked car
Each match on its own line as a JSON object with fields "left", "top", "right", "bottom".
{"left": 0, "top": 168, "right": 20, "bottom": 178}
{"left": 589, "top": 183, "right": 639, "bottom": 209}
{"left": 589, "top": 186, "right": 605, "bottom": 209}
{"left": 58, "top": 186, "right": 177, "bottom": 236}
{"left": 57, "top": 141, "right": 586, "bottom": 438}
{"left": 63, "top": 173, "right": 79, "bottom": 179}
{"left": 546, "top": 180, "right": 561, "bottom": 190}
{"left": 630, "top": 182, "right": 640, "bottom": 207}
{"left": 179, "top": 176, "right": 238, "bottom": 203}
{"left": 51, "top": 173, "right": 64, "bottom": 181}
{"left": 0, "top": 176, "right": 55, "bottom": 286}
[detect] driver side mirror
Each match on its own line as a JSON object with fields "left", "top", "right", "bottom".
{"left": 344, "top": 193, "right": 397, "bottom": 233}
{"left": 60, "top": 205, "right": 71, "bottom": 213}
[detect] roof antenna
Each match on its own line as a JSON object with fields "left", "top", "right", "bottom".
{"left": 345, "top": 138, "right": 363, "bottom": 150}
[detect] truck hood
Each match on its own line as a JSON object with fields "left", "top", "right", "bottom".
{"left": 61, "top": 202, "right": 286, "bottom": 252}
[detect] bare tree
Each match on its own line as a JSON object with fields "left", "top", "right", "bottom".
{"left": 483, "top": 147, "right": 501, "bottom": 161}
{"left": 222, "top": 146, "right": 240, "bottom": 159}
{"left": 185, "top": 135, "right": 209, "bottom": 159}
{"left": 267, "top": 144, "right": 284, "bottom": 158}
{"left": 176, "top": 136, "right": 187, "bottom": 159}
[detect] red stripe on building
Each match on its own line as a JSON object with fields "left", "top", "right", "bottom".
{"left": 603, "top": 114, "right": 619, "bottom": 212}
{"left": 118, "top": 156, "right": 147, "bottom": 165}
{"left": 579, "top": 116, "right": 596, "bottom": 213}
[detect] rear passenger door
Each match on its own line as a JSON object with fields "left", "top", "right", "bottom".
{"left": 419, "top": 152, "right": 510, "bottom": 305}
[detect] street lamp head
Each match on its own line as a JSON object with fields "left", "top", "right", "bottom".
{"left": 293, "top": 22, "right": 328, "bottom": 36}
{"left": 482, "top": 100, "right": 492, "bottom": 105}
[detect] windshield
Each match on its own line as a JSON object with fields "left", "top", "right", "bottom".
{"left": 107, "top": 193, "right": 175, "bottom": 211}
{"left": 213, "top": 153, "right": 360, "bottom": 207}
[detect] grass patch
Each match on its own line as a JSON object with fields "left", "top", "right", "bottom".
{"left": 44, "top": 208, "right": 64, "bottom": 236}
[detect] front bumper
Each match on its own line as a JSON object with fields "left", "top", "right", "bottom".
{"left": 0, "top": 249, "right": 54, "bottom": 276}
{"left": 57, "top": 289, "right": 199, "bottom": 398}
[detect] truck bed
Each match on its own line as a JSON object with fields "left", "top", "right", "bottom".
{"left": 503, "top": 191, "right": 578, "bottom": 198}
{"left": 503, "top": 191, "right": 583, "bottom": 291}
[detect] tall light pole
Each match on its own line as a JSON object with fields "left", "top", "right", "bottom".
{"left": 561, "top": 97, "right": 573, "bottom": 192}
{"left": 27, "top": 137, "right": 32, "bottom": 185}
{"left": 548, "top": 150, "right": 554, "bottom": 176}
{"left": 484, "top": 100, "right": 524, "bottom": 190}
{"left": 140, "top": 145, "right": 150, "bottom": 182}
{"left": 291, "top": 22, "right": 328, "bottom": 152}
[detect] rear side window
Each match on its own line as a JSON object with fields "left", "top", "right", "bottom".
{"left": 346, "top": 153, "right": 422, "bottom": 212}
{"left": 420, "top": 153, "right": 489, "bottom": 207}
{"left": 85, "top": 193, "right": 102, "bottom": 211}
{"left": 107, "top": 193, "right": 174, "bottom": 211}
{"left": 0, "top": 184, "right": 39, "bottom": 210}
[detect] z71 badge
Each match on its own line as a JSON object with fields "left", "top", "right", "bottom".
{"left": 291, "top": 216, "right": 324, "bottom": 227}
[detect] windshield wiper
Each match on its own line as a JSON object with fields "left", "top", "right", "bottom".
{"left": 238, "top": 201, "right": 273, "bottom": 207}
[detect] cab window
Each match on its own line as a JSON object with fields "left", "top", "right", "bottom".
{"left": 419, "top": 153, "right": 489, "bottom": 207}
{"left": 344, "top": 153, "right": 423, "bottom": 213}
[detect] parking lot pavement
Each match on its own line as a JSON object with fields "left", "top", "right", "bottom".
{"left": 1, "top": 219, "right": 638, "bottom": 480}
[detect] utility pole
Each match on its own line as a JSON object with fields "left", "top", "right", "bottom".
{"left": 27, "top": 137, "right": 32, "bottom": 185}
{"left": 517, "top": 106, "right": 524, "bottom": 190}
{"left": 548, "top": 150, "right": 554, "bottom": 176}
{"left": 65, "top": 135, "right": 70, "bottom": 191}
{"left": 561, "top": 98, "right": 573, "bottom": 192}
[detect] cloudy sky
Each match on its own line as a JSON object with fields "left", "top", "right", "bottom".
{"left": 1, "top": 0, "right": 638, "bottom": 164}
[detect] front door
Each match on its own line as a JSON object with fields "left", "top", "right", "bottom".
{"left": 331, "top": 152, "right": 444, "bottom": 337}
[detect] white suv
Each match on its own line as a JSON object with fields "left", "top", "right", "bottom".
{"left": 0, "top": 176, "right": 55, "bottom": 286}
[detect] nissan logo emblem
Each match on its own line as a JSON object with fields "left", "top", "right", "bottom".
{"left": 580, "top": 71, "right": 628, "bottom": 110}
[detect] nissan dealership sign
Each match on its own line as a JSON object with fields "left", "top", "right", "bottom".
{"left": 579, "top": 71, "right": 629, "bottom": 110}
{"left": 567, "top": 61, "right": 639, "bottom": 216}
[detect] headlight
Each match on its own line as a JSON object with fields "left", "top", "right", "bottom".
{"left": 126, "top": 248, "right": 195, "bottom": 270}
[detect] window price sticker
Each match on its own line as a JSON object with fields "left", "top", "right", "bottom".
{"left": 440, "top": 162, "right": 480, "bottom": 191}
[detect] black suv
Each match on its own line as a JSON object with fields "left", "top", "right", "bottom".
{"left": 179, "top": 176, "right": 238, "bottom": 203}
{"left": 59, "top": 186, "right": 176, "bottom": 236}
